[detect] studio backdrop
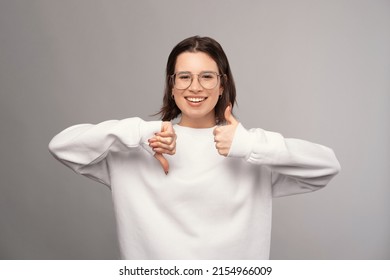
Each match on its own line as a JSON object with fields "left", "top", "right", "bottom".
{"left": 0, "top": 0, "right": 389, "bottom": 259}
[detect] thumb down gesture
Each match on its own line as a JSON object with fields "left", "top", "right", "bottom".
{"left": 148, "top": 121, "right": 176, "bottom": 174}
{"left": 213, "top": 105, "right": 239, "bottom": 157}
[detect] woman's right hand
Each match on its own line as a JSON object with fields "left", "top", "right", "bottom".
{"left": 148, "top": 121, "right": 176, "bottom": 175}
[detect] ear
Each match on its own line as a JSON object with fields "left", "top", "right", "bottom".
{"left": 220, "top": 74, "right": 227, "bottom": 94}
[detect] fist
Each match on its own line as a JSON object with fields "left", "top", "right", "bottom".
{"left": 148, "top": 121, "right": 176, "bottom": 174}
{"left": 213, "top": 106, "right": 239, "bottom": 157}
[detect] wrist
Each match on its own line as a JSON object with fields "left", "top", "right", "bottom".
{"left": 227, "top": 123, "right": 254, "bottom": 158}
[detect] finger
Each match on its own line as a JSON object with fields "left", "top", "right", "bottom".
{"left": 149, "top": 136, "right": 176, "bottom": 149}
{"left": 155, "top": 131, "right": 176, "bottom": 138}
{"left": 213, "top": 134, "right": 222, "bottom": 143}
{"left": 224, "top": 105, "right": 238, "bottom": 125}
{"left": 150, "top": 141, "right": 175, "bottom": 151}
{"left": 152, "top": 147, "right": 176, "bottom": 155}
{"left": 154, "top": 152, "right": 169, "bottom": 175}
{"left": 150, "top": 138, "right": 176, "bottom": 151}
{"left": 215, "top": 146, "right": 228, "bottom": 157}
{"left": 151, "top": 136, "right": 174, "bottom": 145}
{"left": 154, "top": 131, "right": 176, "bottom": 145}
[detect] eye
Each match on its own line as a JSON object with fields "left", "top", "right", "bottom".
{"left": 200, "top": 72, "right": 216, "bottom": 80}
{"left": 177, "top": 73, "right": 191, "bottom": 80}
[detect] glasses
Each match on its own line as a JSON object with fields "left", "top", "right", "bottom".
{"left": 171, "top": 71, "right": 223, "bottom": 90}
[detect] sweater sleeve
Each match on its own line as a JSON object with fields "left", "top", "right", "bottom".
{"left": 48, "top": 117, "right": 162, "bottom": 187}
{"left": 228, "top": 123, "right": 341, "bottom": 197}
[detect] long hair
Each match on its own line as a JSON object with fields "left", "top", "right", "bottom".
{"left": 157, "top": 36, "right": 236, "bottom": 125}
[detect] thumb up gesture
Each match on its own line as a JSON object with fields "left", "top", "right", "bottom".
{"left": 213, "top": 105, "right": 239, "bottom": 157}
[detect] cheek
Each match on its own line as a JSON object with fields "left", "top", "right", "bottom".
{"left": 207, "top": 90, "right": 222, "bottom": 107}
{"left": 172, "top": 88, "right": 185, "bottom": 95}
{"left": 171, "top": 90, "right": 185, "bottom": 109}
{"left": 171, "top": 89, "right": 181, "bottom": 100}
{"left": 209, "top": 88, "right": 222, "bottom": 99}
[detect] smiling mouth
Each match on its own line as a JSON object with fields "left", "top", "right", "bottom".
{"left": 185, "top": 97, "right": 208, "bottom": 103}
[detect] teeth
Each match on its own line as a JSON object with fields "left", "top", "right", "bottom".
{"left": 185, "top": 97, "right": 206, "bottom": 103}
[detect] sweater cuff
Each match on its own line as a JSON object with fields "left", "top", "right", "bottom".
{"left": 139, "top": 120, "right": 162, "bottom": 156}
{"left": 228, "top": 123, "right": 254, "bottom": 158}
{"left": 139, "top": 120, "right": 162, "bottom": 142}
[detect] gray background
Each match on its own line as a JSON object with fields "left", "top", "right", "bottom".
{"left": 1, "top": 0, "right": 389, "bottom": 259}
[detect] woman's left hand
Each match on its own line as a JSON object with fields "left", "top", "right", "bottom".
{"left": 213, "top": 106, "right": 239, "bottom": 157}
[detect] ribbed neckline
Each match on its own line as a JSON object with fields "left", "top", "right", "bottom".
{"left": 174, "top": 124, "right": 216, "bottom": 136}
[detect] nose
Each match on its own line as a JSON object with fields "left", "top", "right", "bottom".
{"left": 189, "top": 74, "right": 202, "bottom": 92}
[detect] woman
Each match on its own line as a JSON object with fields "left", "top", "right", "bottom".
{"left": 49, "top": 36, "right": 340, "bottom": 259}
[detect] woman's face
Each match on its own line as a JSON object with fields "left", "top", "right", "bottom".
{"left": 172, "top": 51, "right": 223, "bottom": 128}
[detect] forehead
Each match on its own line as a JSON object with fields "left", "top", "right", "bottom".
{"left": 175, "top": 51, "right": 218, "bottom": 72}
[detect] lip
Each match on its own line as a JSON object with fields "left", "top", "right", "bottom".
{"left": 184, "top": 96, "right": 208, "bottom": 106}
{"left": 184, "top": 96, "right": 207, "bottom": 103}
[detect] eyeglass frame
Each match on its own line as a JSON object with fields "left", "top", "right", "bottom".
{"left": 170, "top": 71, "right": 225, "bottom": 90}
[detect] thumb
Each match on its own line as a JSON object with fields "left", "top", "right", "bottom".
{"left": 224, "top": 105, "right": 238, "bottom": 125}
{"left": 161, "top": 121, "right": 173, "bottom": 133}
{"left": 154, "top": 152, "right": 169, "bottom": 175}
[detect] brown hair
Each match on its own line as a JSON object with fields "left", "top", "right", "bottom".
{"left": 157, "top": 36, "right": 236, "bottom": 125}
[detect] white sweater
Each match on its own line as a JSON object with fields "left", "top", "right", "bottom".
{"left": 48, "top": 117, "right": 340, "bottom": 259}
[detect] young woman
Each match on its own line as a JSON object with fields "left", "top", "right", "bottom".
{"left": 49, "top": 36, "right": 340, "bottom": 259}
